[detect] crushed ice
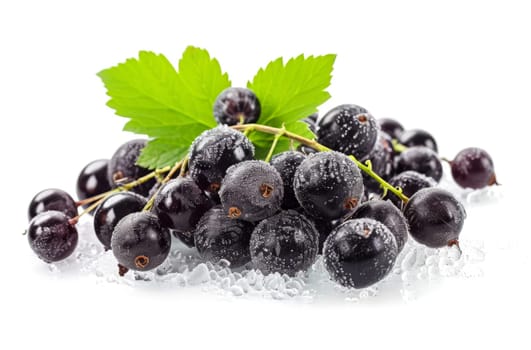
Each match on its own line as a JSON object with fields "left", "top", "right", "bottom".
{"left": 43, "top": 166, "right": 497, "bottom": 302}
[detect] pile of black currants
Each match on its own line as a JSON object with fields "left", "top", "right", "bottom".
{"left": 25, "top": 87, "right": 498, "bottom": 290}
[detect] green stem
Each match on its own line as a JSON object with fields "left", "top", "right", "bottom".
{"left": 391, "top": 139, "right": 408, "bottom": 153}
{"left": 69, "top": 166, "right": 171, "bottom": 224}
{"left": 232, "top": 123, "right": 410, "bottom": 203}
{"left": 143, "top": 159, "right": 185, "bottom": 211}
{"left": 264, "top": 125, "right": 285, "bottom": 163}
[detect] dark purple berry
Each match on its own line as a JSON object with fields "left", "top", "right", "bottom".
{"left": 153, "top": 177, "right": 213, "bottom": 247}
{"left": 93, "top": 191, "right": 147, "bottom": 250}
{"left": 399, "top": 129, "right": 438, "bottom": 153}
{"left": 396, "top": 146, "right": 442, "bottom": 182}
{"left": 28, "top": 211, "right": 78, "bottom": 263}
{"left": 270, "top": 151, "right": 306, "bottom": 209}
{"left": 348, "top": 200, "right": 409, "bottom": 252}
{"left": 323, "top": 218, "right": 397, "bottom": 288}
{"left": 311, "top": 218, "right": 341, "bottom": 253}
{"left": 294, "top": 151, "right": 364, "bottom": 220}
{"left": 194, "top": 207, "right": 255, "bottom": 268}
{"left": 111, "top": 212, "right": 171, "bottom": 273}
{"left": 403, "top": 188, "right": 466, "bottom": 248}
{"left": 296, "top": 144, "right": 318, "bottom": 155}
{"left": 316, "top": 104, "right": 379, "bottom": 159}
{"left": 378, "top": 118, "right": 404, "bottom": 139}
{"left": 220, "top": 160, "right": 283, "bottom": 222}
{"left": 28, "top": 189, "right": 77, "bottom": 221}
{"left": 108, "top": 139, "right": 154, "bottom": 197}
{"left": 301, "top": 113, "right": 318, "bottom": 133}
{"left": 213, "top": 87, "right": 261, "bottom": 126}
{"left": 386, "top": 170, "right": 437, "bottom": 209}
{"left": 450, "top": 147, "right": 497, "bottom": 189}
{"left": 76, "top": 159, "right": 112, "bottom": 209}
{"left": 250, "top": 210, "right": 319, "bottom": 276}
{"left": 189, "top": 126, "right": 254, "bottom": 193}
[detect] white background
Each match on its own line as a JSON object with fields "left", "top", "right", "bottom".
{"left": 1, "top": 1, "right": 529, "bottom": 349}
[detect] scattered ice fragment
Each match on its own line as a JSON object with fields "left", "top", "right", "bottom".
{"left": 187, "top": 264, "right": 210, "bottom": 285}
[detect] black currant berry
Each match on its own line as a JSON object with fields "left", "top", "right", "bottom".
{"left": 360, "top": 133, "right": 394, "bottom": 193}
{"left": 294, "top": 151, "right": 364, "bottom": 220}
{"left": 396, "top": 146, "right": 442, "bottom": 182}
{"left": 297, "top": 144, "right": 318, "bottom": 155}
{"left": 403, "top": 188, "right": 466, "bottom": 248}
{"left": 316, "top": 104, "right": 379, "bottom": 159}
{"left": 108, "top": 139, "right": 154, "bottom": 197}
{"left": 153, "top": 177, "right": 213, "bottom": 247}
{"left": 399, "top": 129, "right": 438, "bottom": 153}
{"left": 301, "top": 113, "right": 318, "bottom": 133}
{"left": 111, "top": 212, "right": 171, "bottom": 273}
{"left": 450, "top": 147, "right": 497, "bottom": 189}
{"left": 194, "top": 207, "right": 255, "bottom": 268}
{"left": 270, "top": 151, "right": 306, "bottom": 209}
{"left": 377, "top": 118, "right": 404, "bottom": 139}
{"left": 385, "top": 170, "right": 437, "bottom": 209}
{"left": 28, "top": 188, "right": 77, "bottom": 221}
{"left": 311, "top": 218, "right": 341, "bottom": 253}
{"left": 213, "top": 87, "right": 261, "bottom": 126}
{"left": 76, "top": 159, "right": 112, "bottom": 209}
{"left": 93, "top": 191, "right": 147, "bottom": 250}
{"left": 189, "top": 126, "right": 255, "bottom": 193}
{"left": 28, "top": 211, "right": 78, "bottom": 263}
{"left": 323, "top": 218, "right": 398, "bottom": 289}
{"left": 220, "top": 160, "right": 283, "bottom": 222}
{"left": 250, "top": 210, "right": 319, "bottom": 276}
{"left": 348, "top": 200, "right": 408, "bottom": 252}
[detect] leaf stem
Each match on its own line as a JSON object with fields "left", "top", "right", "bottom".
{"left": 232, "top": 123, "right": 409, "bottom": 203}
{"left": 264, "top": 125, "right": 286, "bottom": 163}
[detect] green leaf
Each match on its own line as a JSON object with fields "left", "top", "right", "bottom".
{"left": 98, "top": 46, "right": 231, "bottom": 168}
{"left": 247, "top": 54, "right": 336, "bottom": 158}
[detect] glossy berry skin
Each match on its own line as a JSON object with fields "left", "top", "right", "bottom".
{"left": 220, "top": 160, "right": 283, "bottom": 222}
{"left": 396, "top": 146, "right": 443, "bottom": 182}
{"left": 386, "top": 170, "right": 437, "bottom": 209}
{"left": 301, "top": 113, "right": 318, "bottom": 133}
{"left": 403, "top": 188, "right": 466, "bottom": 248}
{"left": 348, "top": 200, "right": 408, "bottom": 252}
{"left": 76, "top": 159, "right": 112, "bottom": 209}
{"left": 399, "top": 129, "right": 438, "bottom": 153}
{"left": 296, "top": 144, "right": 318, "bottom": 155}
{"left": 250, "top": 210, "right": 319, "bottom": 276}
{"left": 108, "top": 139, "right": 154, "bottom": 197}
{"left": 111, "top": 212, "right": 171, "bottom": 272}
{"left": 270, "top": 151, "right": 306, "bottom": 209}
{"left": 28, "top": 211, "right": 78, "bottom": 263}
{"left": 323, "top": 218, "right": 397, "bottom": 289}
{"left": 294, "top": 151, "right": 364, "bottom": 220}
{"left": 450, "top": 147, "right": 496, "bottom": 189}
{"left": 213, "top": 87, "right": 261, "bottom": 126}
{"left": 194, "top": 207, "right": 255, "bottom": 268}
{"left": 153, "top": 177, "right": 213, "bottom": 247}
{"left": 316, "top": 104, "right": 379, "bottom": 159}
{"left": 360, "top": 133, "right": 394, "bottom": 193}
{"left": 189, "top": 126, "right": 255, "bottom": 193}
{"left": 93, "top": 191, "right": 147, "bottom": 250}
{"left": 378, "top": 118, "right": 404, "bottom": 139}
{"left": 28, "top": 188, "right": 77, "bottom": 221}
{"left": 311, "top": 218, "right": 341, "bottom": 253}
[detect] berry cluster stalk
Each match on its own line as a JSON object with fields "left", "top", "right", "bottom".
{"left": 232, "top": 123, "right": 410, "bottom": 203}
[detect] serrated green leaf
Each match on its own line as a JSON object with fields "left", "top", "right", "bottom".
{"left": 247, "top": 54, "right": 335, "bottom": 159}
{"left": 98, "top": 46, "right": 232, "bottom": 168}
{"left": 137, "top": 138, "right": 190, "bottom": 170}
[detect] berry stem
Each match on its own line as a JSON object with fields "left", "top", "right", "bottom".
{"left": 69, "top": 166, "right": 172, "bottom": 224}
{"left": 232, "top": 123, "right": 410, "bottom": 203}
{"left": 143, "top": 159, "right": 186, "bottom": 211}
{"left": 391, "top": 139, "right": 408, "bottom": 153}
{"left": 264, "top": 125, "right": 286, "bottom": 163}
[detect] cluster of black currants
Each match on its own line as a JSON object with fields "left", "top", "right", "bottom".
{"left": 26, "top": 87, "right": 497, "bottom": 289}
